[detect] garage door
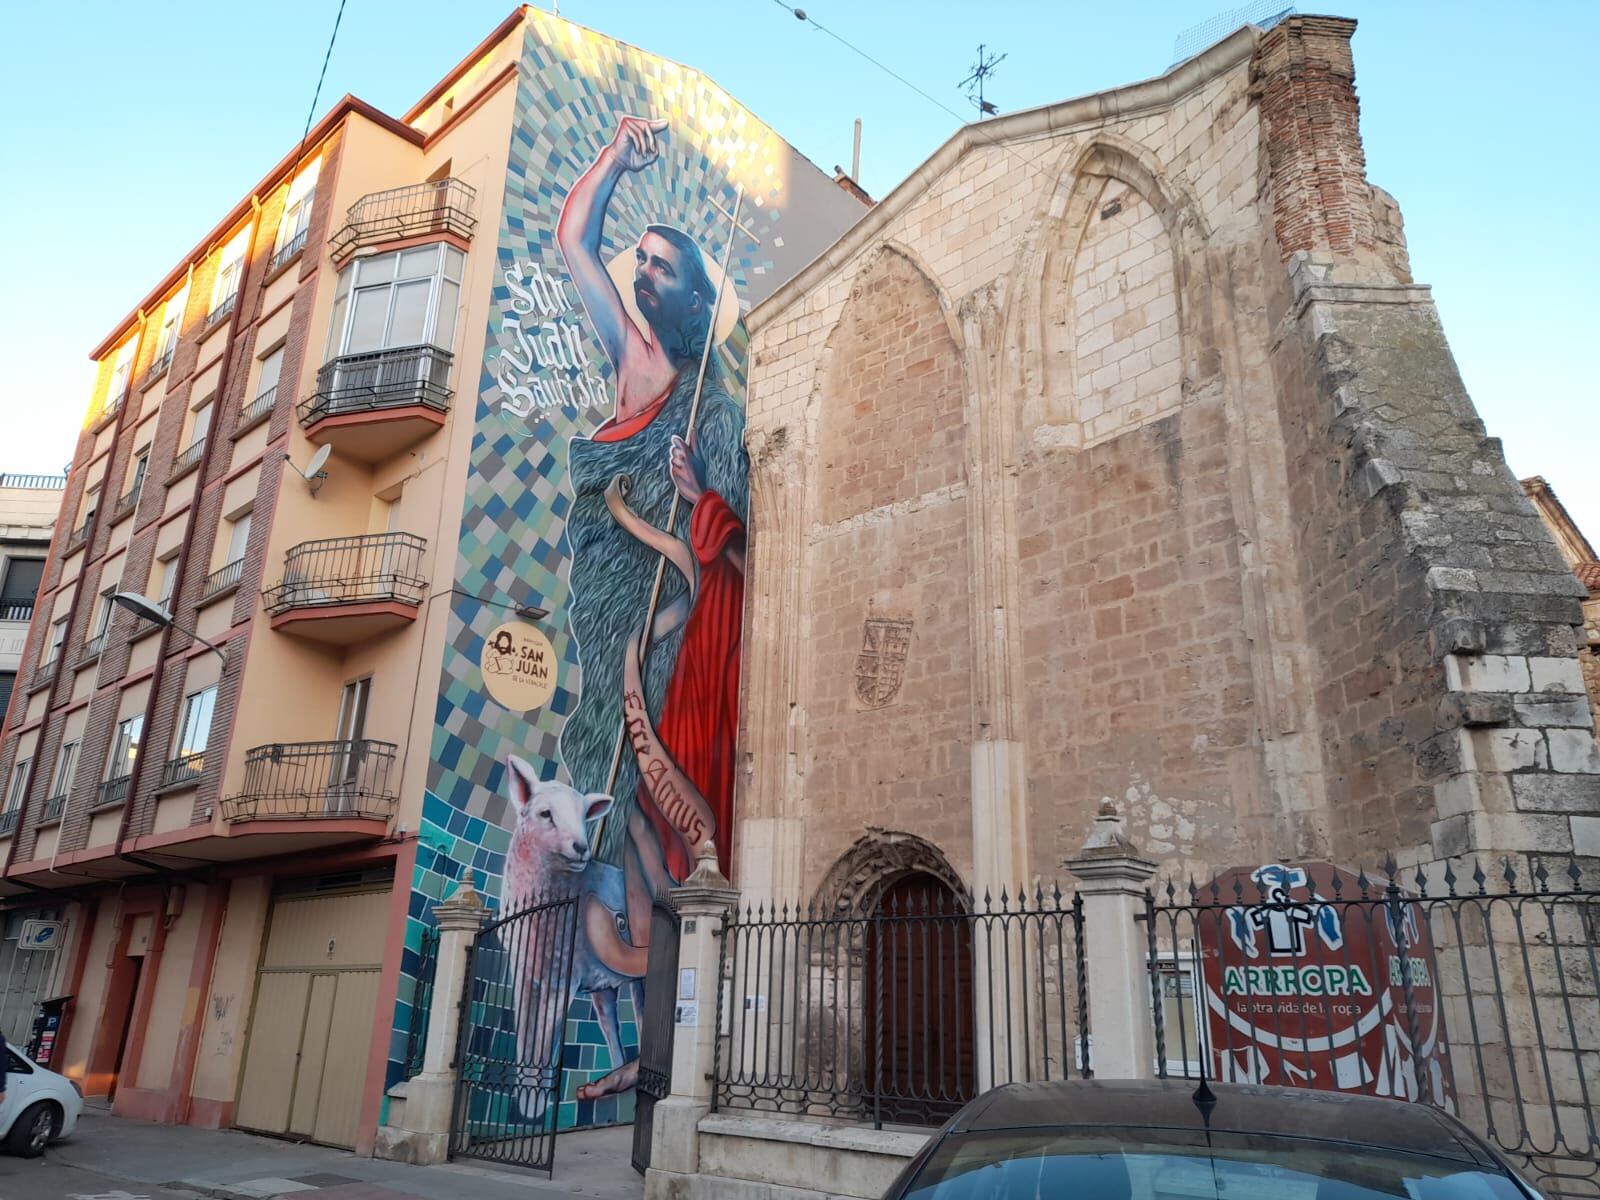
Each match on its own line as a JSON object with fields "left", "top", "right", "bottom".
{"left": 234, "top": 875, "right": 391, "bottom": 1148}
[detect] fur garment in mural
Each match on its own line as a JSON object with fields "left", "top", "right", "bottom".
{"left": 559, "top": 367, "right": 748, "bottom": 863}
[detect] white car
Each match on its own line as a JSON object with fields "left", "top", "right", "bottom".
{"left": 1, "top": 1044, "right": 80, "bottom": 1156}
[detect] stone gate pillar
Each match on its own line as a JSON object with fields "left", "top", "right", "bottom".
{"left": 375, "top": 879, "right": 487, "bottom": 1164}
{"left": 1066, "top": 803, "right": 1158, "bottom": 1080}
{"left": 646, "top": 842, "right": 739, "bottom": 1200}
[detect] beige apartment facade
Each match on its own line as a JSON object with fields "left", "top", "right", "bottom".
{"left": 0, "top": 3, "right": 870, "bottom": 1156}
{"left": 735, "top": 15, "right": 1600, "bottom": 909}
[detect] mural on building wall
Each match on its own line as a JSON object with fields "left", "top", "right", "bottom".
{"left": 386, "top": 12, "right": 864, "bottom": 1131}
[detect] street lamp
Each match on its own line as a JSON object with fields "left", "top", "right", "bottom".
{"left": 110, "top": 592, "right": 229, "bottom": 666}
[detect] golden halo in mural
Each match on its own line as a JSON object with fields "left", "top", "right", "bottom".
{"left": 606, "top": 244, "right": 740, "bottom": 348}
{"left": 480, "top": 620, "right": 558, "bottom": 712}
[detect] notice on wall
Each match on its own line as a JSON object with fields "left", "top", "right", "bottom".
{"left": 674, "top": 1001, "right": 699, "bottom": 1027}
{"left": 480, "top": 620, "right": 558, "bottom": 712}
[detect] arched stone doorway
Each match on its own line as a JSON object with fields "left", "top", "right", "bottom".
{"left": 863, "top": 870, "right": 975, "bottom": 1124}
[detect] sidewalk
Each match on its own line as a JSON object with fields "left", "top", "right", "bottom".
{"left": 52, "top": 1104, "right": 643, "bottom": 1200}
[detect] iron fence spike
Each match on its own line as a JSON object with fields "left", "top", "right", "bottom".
{"left": 1567, "top": 858, "right": 1583, "bottom": 890}
{"left": 1472, "top": 859, "right": 1487, "bottom": 894}
{"left": 1502, "top": 856, "right": 1519, "bottom": 893}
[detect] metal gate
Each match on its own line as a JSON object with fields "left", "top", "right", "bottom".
{"left": 1145, "top": 857, "right": 1600, "bottom": 1200}
{"left": 631, "top": 898, "right": 681, "bottom": 1174}
{"left": 451, "top": 893, "right": 580, "bottom": 1176}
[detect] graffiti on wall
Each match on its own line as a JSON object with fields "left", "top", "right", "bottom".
{"left": 386, "top": 12, "right": 865, "bottom": 1131}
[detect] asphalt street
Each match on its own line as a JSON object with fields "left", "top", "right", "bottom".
{"left": 0, "top": 1154, "right": 203, "bottom": 1200}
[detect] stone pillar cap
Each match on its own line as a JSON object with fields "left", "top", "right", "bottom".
{"left": 1065, "top": 801, "right": 1157, "bottom": 883}
{"left": 434, "top": 877, "right": 488, "bottom": 931}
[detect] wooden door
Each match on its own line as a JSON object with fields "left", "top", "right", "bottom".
{"left": 864, "top": 872, "right": 974, "bottom": 1124}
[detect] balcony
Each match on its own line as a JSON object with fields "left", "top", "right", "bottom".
{"left": 64, "top": 516, "right": 93, "bottom": 554}
{"left": 40, "top": 795, "right": 66, "bottom": 826}
{"left": 235, "top": 386, "right": 277, "bottom": 435}
{"left": 0, "top": 600, "right": 34, "bottom": 623}
{"left": 170, "top": 438, "right": 204, "bottom": 481}
{"left": 328, "top": 178, "right": 476, "bottom": 263}
{"left": 201, "top": 557, "right": 244, "bottom": 604}
{"left": 27, "top": 658, "right": 58, "bottom": 694}
{"left": 96, "top": 775, "right": 131, "bottom": 810}
{"left": 298, "top": 345, "right": 451, "bottom": 461}
{"left": 221, "top": 739, "right": 397, "bottom": 825}
{"left": 205, "top": 294, "right": 236, "bottom": 331}
{"left": 77, "top": 633, "right": 106, "bottom": 666}
{"left": 144, "top": 348, "right": 173, "bottom": 387}
{"left": 264, "top": 532, "right": 425, "bottom": 644}
{"left": 268, "top": 228, "right": 309, "bottom": 277}
{"left": 160, "top": 751, "right": 206, "bottom": 791}
{"left": 0, "top": 810, "right": 16, "bottom": 836}
{"left": 111, "top": 480, "right": 142, "bottom": 524}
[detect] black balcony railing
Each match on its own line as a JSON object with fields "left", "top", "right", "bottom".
{"left": 263, "top": 532, "right": 427, "bottom": 615}
{"left": 299, "top": 344, "right": 453, "bottom": 427}
{"left": 0, "top": 810, "right": 17, "bottom": 836}
{"left": 0, "top": 600, "right": 34, "bottom": 622}
{"left": 112, "top": 480, "right": 142, "bottom": 522}
{"left": 145, "top": 347, "right": 173, "bottom": 384}
{"left": 161, "top": 751, "right": 206, "bottom": 790}
{"left": 40, "top": 795, "right": 66, "bottom": 825}
{"left": 268, "top": 228, "right": 309, "bottom": 275}
{"left": 202, "top": 557, "right": 245, "bottom": 602}
{"left": 239, "top": 387, "right": 277, "bottom": 429}
{"left": 205, "top": 294, "right": 236, "bottom": 330}
{"left": 171, "top": 439, "right": 205, "bottom": 478}
{"left": 328, "top": 178, "right": 476, "bottom": 261}
{"left": 65, "top": 517, "right": 92, "bottom": 552}
{"left": 221, "top": 739, "right": 397, "bottom": 823}
{"left": 96, "top": 775, "right": 132, "bottom": 810}
{"left": 28, "top": 659, "right": 58, "bottom": 693}
{"left": 78, "top": 633, "right": 106, "bottom": 664}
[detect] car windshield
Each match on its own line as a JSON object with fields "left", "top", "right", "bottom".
{"left": 899, "top": 1129, "right": 1526, "bottom": 1200}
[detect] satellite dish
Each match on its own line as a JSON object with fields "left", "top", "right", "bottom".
{"left": 287, "top": 445, "right": 333, "bottom": 496}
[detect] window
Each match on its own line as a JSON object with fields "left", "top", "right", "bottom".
{"left": 176, "top": 686, "right": 217, "bottom": 760}
{"left": 275, "top": 159, "right": 321, "bottom": 255}
{"left": 154, "top": 553, "right": 179, "bottom": 607}
{"left": 106, "top": 716, "right": 143, "bottom": 781}
{"left": 154, "top": 284, "right": 188, "bottom": 364}
{"left": 224, "top": 511, "right": 252, "bottom": 566}
{"left": 326, "top": 243, "right": 464, "bottom": 359}
{"left": 47, "top": 740, "right": 78, "bottom": 801}
{"left": 334, "top": 677, "right": 370, "bottom": 743}
{"left": 89, "top": 583, "right": 117, "bottom": 641}
{"left": 185, "top": 399, "right": 213, "bottom": 453}
{"left": 253, "top": 347, "right": 283, "bottom": 407}
{"left": 0, "top": 672, "right": 14, "bottom": 721}
{"left": 127, "top": 449, "right": 150, "bottom": 499}
{"left": 329, "top": 677, "right": 372, "bottom": 802}
{"left": 3, "top": 760, "right": 28, "bottom": 813}
{"left": 106, "top": 339, "right": 137, "bottom": 411}
{"left": 210, "top": 226, "right": 251, "bottom": 317}
{"left": 0, "top": 558, "right": 44, "bottom": 620}
{"left": 1150, "top": 957, "right": 1207, "bottom": 1076}
{"left": 43, "top": 618, "right": 66, "bottom": 666}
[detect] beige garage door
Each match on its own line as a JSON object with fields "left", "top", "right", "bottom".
{"left": 234, "top": 879, "right": 391, "bottom": 1148}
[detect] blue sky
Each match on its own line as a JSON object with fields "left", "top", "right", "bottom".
{"left": 5, "top": 1, "right": 1597, "bottom": 537}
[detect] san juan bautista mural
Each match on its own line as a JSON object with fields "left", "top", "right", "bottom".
{"left": 385, "top": 12, "right": 865, "bottom": 1131}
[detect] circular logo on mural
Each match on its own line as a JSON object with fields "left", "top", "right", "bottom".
{"left": 1193, "top": 863, "right": 1453, "bottom": 1105}
{"left": 480, "top": 620, "right": 557, "bottom": 712}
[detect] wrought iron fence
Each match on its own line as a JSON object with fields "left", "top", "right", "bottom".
{"left": 204, "top": 294, "right": 236, "bottom": 331}
{"left": 0, "top": 810, "right": 16, "bottom": 836}
{"left": 262, "top": 532, "right": 427, "bottom": 614}
{"left": 300, "top": 344, "right": 453, "bottom": 426}
{"left": 112, "top": 481, "right": 142, "bottom": 522}
{"left": 40, "top": 795, "right": 65, "bottom": 825}
{"left": 329, "top": 177, "right": 476, "bottom": 261}
{"left": 64, "top": 518, "right": 91, "bottom": 552}
{"left": 77, "top": 634, "right": 105, "bottom": 664}
{"left": 144, "top": 348, "right": 173, "bottom": 385}
{"left": 1145, "top": 857, "right": 1600, "bottom": 1200}
{"left": 268, "top": 228, "right": 308, "bottom": 275}
{"left": 714, "top": 884, "right": 1089, "bottom": 1128}
{"left": 201, "top": 558, "right": 244, "bottom": 601}
{"left": 452, "top": 892, "right": 581, "bottom": 1176}
{"left": 219, "top": 739, "right": 397, "bottom": 823}
{"left": 404, "top": 924, "right": 440, "bottom": 1078}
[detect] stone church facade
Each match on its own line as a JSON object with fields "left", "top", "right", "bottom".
{"left": 733, "top": 16, "right": 1600, "bottom": 906}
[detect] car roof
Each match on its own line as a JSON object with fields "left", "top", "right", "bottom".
{"left": 949, "top": 1080, "right": 1488, "bottom": 1165}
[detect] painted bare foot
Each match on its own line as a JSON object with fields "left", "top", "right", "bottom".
{"left": 576, "top": 1059, "right": 639, "bottom": 1100}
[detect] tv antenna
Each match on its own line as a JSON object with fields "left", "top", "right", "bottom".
{"left": 285, "top": 444, "right": 332, "bottom": 497}
{"left": 960, "top": 43, "right": 1007, "bottom": 117}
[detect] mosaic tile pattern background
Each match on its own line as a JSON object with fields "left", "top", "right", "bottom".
{"left": 386, "top": 11, "right": 866, "bottom": 1128}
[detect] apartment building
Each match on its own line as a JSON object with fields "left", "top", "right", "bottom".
{"left": 0, "top": 5, "right": 864, "bottom": 1155}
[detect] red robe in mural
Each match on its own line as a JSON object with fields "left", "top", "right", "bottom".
{"left": 649, "top": 491, "right": 743, "bottom": 880}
